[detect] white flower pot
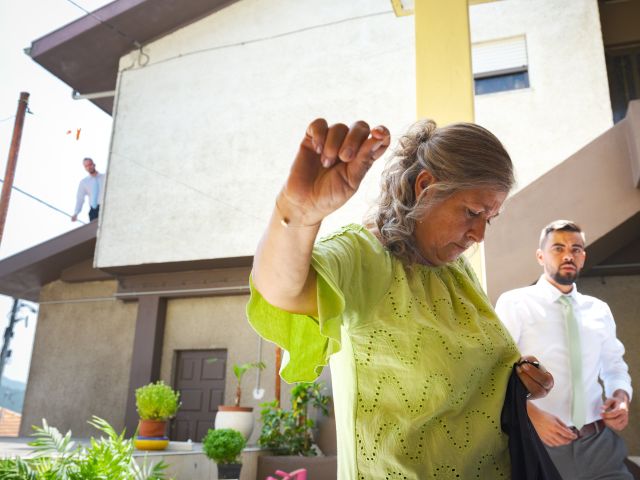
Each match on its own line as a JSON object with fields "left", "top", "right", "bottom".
{"left": 214, "top": 406, "right": 254, "bottom": 440}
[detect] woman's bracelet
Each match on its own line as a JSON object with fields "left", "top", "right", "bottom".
{"left": 275, "top": 199, "right": 321, "bottom": 228}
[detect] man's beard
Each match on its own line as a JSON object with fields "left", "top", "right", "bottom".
{"left": 552, "top": 265, "right": 579, "bottom": 285}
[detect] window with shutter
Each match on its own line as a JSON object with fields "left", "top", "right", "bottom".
{"left": 472, "top": 36, "right": 530, "bottom": 95}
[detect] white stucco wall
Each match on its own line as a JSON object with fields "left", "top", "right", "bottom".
{"left": 96, "top": 0, "right": 613, "bottom": 267}
{"left": 96, "top": 0, "right": 415, "bottom": 267}
{"left": 470, "top": 0, "right": 613, "bottom": 189}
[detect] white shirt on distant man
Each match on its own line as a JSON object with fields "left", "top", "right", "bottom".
{"left": 496, "top": 274, "right": 632, "bottom": 427}
{"left": 72, "top": 157, "right": 105, "bottom": 222}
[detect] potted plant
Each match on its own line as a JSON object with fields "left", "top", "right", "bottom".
{"left": 0, "top": 416, "right": 168, "bottom": 479}
{"left": 214, "top": 361, "right": 266, "bottom": 439}
{"left": 202, "top": 428, "right": 246, "bottom": 479}
{"left": 257, "top": 382, "right": 336, "bottom": 479}
{"left": 259, "top": 382, "right": 329, "bottom": 455}
{"left": 135, "top": 380, "right": 180, "bottom": 439}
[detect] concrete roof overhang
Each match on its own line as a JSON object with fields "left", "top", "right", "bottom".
{"left": 26, "top": 0, "right": 239, "bottom": 115}
{"left": 484, "top": 100, "right": 640, "bottom": 303}
{"left": 0, "top": 220, "right": 252, "bottom": 302}
{"left": 0, "top": 222, "right": 99, "bottom": 302}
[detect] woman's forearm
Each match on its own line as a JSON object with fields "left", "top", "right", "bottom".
{"left": 252, "top": 193, "right": 321, "bottom": 316}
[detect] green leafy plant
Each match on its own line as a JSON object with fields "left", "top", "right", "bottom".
{"left": 0, "top": 416, "right": 167, "bottom": 480}
{"left": 206, "top": 359, "right": 266, "bottom": 407}
{"left": 135, "top": 381, "right": 181, "bottom": 421}
{"left": 231, "top": 361, "right": 265, "bottom": 407}
{"left": 202, "top": 428, "right": 246, "bottom": 465}
{"left": 258, "top": 382, "right": 329, "bottom": 456}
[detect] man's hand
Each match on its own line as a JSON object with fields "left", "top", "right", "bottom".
{"left": 515, "top": 355, "right": 554, "bottom": 400}
{"left": 527, "top": 402, "right": 577, "bottom": 446}
{"left": 601, "top": 389, "right": 630, "bottom": 431}
{"left": 71, "top": 214, "right": 78, "bottom": 222}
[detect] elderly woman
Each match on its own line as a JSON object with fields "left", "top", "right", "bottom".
{"left": 248, "top": 119, "right": 553, "bottom": 478}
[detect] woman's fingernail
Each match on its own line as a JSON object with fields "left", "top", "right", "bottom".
{"left": 372, "top": 141, "right": 383, "bottom": 151}
{"left": 322, "top": 157, "right": 331, "bottom": 168}
{"left": 316, "top": 143, "right": 323, "bottom": 154}
{"left": 341, "top": 148, "right": 353, "bottom": 161}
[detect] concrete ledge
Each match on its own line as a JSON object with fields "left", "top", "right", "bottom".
{"left": 0, "top": 438, "right": 266, "bottom": 480}
{"left": 133, "top": 442, "right": 214, "bottom": 479}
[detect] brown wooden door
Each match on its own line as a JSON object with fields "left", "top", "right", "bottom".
{"left": 170, "top": 349, "right": 226, "bottom": 441}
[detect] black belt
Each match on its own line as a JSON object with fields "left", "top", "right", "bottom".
{"left": 570, "top": 419, "right": 605, "bottom": 439}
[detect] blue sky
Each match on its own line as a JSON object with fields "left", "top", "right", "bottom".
{"left": 0, "top": 0, "right": 113, "bottom": 383}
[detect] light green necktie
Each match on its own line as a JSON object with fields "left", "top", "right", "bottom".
{"left": 559, "top": 295, "right": 586, "bottom": 429}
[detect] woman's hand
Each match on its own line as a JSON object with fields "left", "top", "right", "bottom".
{"left": 278, "top": 119, "right": 391, "bottom": 226}
{"left": 516, "top": 355, "right": 554, "bottom": 400}
{"left": 252, "top": 119, "right": 390, "bottom": 314}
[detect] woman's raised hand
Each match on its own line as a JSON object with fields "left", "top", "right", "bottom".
{"left": 277, "top": 119, "right": 391, "bottom": 226}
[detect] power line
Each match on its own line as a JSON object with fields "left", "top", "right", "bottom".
{"left": 0, "top": 179, "right": 85, "bottom": 225}
{"left": 122, "top": 10, "right": 393, "bottom": 71}
{"left": 113, "top": 151, "right": 264, "bottom": 223}
{"left": 0, "top": 116, "right": 16, "bottom": 124}
{"left": 62, "top": 0, "right": 141, "bottom": 49}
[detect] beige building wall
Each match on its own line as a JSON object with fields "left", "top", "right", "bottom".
{"left": 578, "top": 275, "right": 640, "bottom": 454}
{"left": 95, "top": 0, "right": 614, "bottom": 269}
{"left": 161, "top": 295, "right": 294, "bottom": 444}
{"left": 95, "top": 0, "right": 415, "bottom": 269}
{"left": 21, "top": 279, "right": 137, "bottom": 437}
{"left": 470, "top": 0, "right": 613, "bottom": 190}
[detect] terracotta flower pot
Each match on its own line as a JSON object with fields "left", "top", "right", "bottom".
{"left": 138, "top": 419, "right": 167, "bottom": 438}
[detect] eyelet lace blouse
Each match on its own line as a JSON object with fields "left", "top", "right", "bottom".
{"left": 247, "top": 224, "right": 520, "bottom": 479}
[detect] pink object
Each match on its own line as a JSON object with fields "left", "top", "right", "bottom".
{"left": 266, "top": 468, "right": 307, "bottom": 480}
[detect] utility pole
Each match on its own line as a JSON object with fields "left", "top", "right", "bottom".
{"left": 0, "top": 300, "right": 19, "bottom": 390}
{"left": 0, "top": 92, "right": 30, "bottom": 247}
{"left": 0, "top": 299, "right": 34, "bottom": 392}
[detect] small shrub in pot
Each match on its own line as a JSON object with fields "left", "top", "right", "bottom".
{"left": 202, "top": 428, "right": 246, "bottom": 479}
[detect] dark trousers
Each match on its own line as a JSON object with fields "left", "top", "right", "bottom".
{"left": 89, "top": 205, "right": 100, "bottom": 221}
{"left": 546, "top": 427, "right": 632, "bottom": 479}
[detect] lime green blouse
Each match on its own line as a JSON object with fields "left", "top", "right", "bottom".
{"left": 247, "top": 224, "right": 520, "bottom": 479}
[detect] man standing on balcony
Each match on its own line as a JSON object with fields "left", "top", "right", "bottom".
{"left": 71, "top": 157, "right": 105, "bottom": 222}
{"left": 495, "top": 219, "right": 633, "bottom": 479}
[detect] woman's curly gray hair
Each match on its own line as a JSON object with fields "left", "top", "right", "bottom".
{"left": 365, "top": 119, "right": 514, "bottom": 264}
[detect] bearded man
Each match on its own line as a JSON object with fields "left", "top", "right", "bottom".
{"left": 496, "top": 219, "right": 633, "bottom": 479}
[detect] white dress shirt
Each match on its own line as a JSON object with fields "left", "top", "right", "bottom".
{"left": 495, "top": 275, "right": 632, "bottom": 428}
{"left": 74, "top": 173, "right": 105, "bottom": 216}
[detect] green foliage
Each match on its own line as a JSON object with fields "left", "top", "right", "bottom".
{"left": 0, "top": 457, "right": 37, "bottom": 480}
{"left": 206, "top": 359, "right": 266, "bottom": 407}
{"left": 0, "top": 416, "right": 167, "bottom": 480}
{"left": 135, "top": 381, "right": 181, "bottom": 421}
{"left": 258, "top": 382, "right": 329, "bottom": 456}
{"left": 232, "top": 361, "right": 266, "bottom": 383}
{"left": 202, "top": 429, "right": 246, "bottom": 465}
{"left": 231, "top": 361, "right": 265, "bottom": 407}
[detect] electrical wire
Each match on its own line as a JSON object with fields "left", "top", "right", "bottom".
{"left": 0, "top": 116, "right": 16, "bottom": 124}
{"left": 112, "top": 151, "right": 265, "bottom": 223}
{"left": 120, "top": 9, "right": 393, "bottom": 71}
{"left": 0, "top": 179, "right": 85, "bottom": 224}
{"left": 62, "top": 0, "right": 142, "bottom": 49}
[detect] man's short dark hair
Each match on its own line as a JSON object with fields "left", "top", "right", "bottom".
{"left": 539, "top": 219, "right": 585, "bottom": 248}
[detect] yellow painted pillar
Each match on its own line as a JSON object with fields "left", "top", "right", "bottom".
{"left": 415, "top": 0, "right": 474, "bottom": 124}
{"left": 414, "top": 0, "right": 487, "bottom": 287}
